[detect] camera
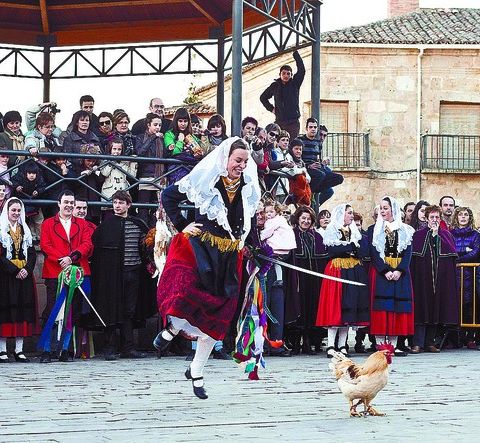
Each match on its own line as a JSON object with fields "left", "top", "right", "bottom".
{"left": 49, "top": 104, "right": 61, "bottom": 114}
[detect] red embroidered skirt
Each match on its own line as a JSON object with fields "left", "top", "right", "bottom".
{"left": 369, "top": 267, "right": 414, "bottom": 336}
{"left": 157, "top": 233, "right": 241, "bottom": 341}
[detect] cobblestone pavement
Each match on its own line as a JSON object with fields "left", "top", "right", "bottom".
{"left": 0, "top": 349, "right": 479, "bottom": 442}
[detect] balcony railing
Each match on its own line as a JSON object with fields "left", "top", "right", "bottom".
{"left": 422, "top": 134, "right": 480, "bottom": 173}
{"left": 322, "top": 132, "right": 370, "bottom": 170}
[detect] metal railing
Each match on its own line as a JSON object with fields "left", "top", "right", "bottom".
{"left": 0, "top": 149, "right": 188, "bottom": 208}
{"left": 322, "top": 132, "right": 370, "bottom": 170}
{"left": 457, "top": 263, "right": 480, "bottom": 328}
{"left": 422, "top": 134, "right": 480, "bottom": 172}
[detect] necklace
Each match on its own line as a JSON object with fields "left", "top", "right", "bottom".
{"left": 385, "top": 227, "right": 396, "bottom": 248}
{"left": 222, "top": 176, "right": 241, "bottom": 203}
{"left": 340, "top": 226, "right": 351, "bottom": 242}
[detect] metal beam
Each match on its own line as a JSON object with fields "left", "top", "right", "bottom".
{"left": 231, "top": 0, "right": 243, "bottom": 136}
{"left": 188, "top": 0, "right": 220, "bottom": 25}
{"left": 43, "top": 45, "right": 51, "bottom": 102}
{"left": 216, "top": 28, "right": 225, "bottom": 117}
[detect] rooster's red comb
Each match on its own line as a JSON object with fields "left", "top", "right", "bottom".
{"left": 376, "top": 342, "right": 395, "bottom": 353}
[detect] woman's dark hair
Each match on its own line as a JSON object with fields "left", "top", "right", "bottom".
{"left": 71, "top": 110, "right": 91, "bottom": 132}
{"left": 35, "top": 112, "right": 54, "bottom": 129}
{"left": 98, "top": 111, "right": 113, "bottom": 122}
{"left": 172, "top": 107, "right": 192, "bottom": 137}
{"left": 207, "top": 114, "right": 227, "bottom": 138}
{"left": 106, "top": 137, "right": 124, "bottom": 155}
{"left": 410, "top": 200, "right": 430, "bottom": 230}
{"left": 291, "top": 205, "right": 316, "bottom": 228}
{"left": 228, "top": 139, "right": 248, "bottom": 156}
{"left": 7, "top": 198, "right": 22, "bottom": 209}
{"left": 241, "top": 116, "right": 258, "bottom": 129}
{"left": 145, "top": 112, "right": 161, "bottom": 126}
{"left": 317, "top": 209, "right": 331, "bottom": 227}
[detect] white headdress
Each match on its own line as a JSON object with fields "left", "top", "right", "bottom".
{"left": 0, "top": 197, "right": 33, "bottom": 260}
{"left": 176, "top": 136, "right": 261, "bottom": 243}
{"left": 322, "top": 203, "right": 362, "bottom": 247}
{"left": 372, "top": 195, "right": 414, "bottom": 259}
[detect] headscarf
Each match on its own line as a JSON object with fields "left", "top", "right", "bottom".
{"left": 322, "top": 203, "right": 362, "bottom": 247}
{"left": 177, "top": 136, "right": 261, "bottom": 243}
{"left": 372, "top": 195, "right": 414, "bottom": 259}
{"left": 0, "top": 197, "right": 33, "bottom": 260}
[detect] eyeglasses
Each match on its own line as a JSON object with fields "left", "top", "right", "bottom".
{"left": 269, "top": 131, "right": 279, "bottom": 138}
{"left": 41, "top": 125, "right": 54, "bottom": 129}
{"left": 99, "top": 120, "right": 112, "bottom": 126}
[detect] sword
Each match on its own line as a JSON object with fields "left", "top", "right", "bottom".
{"left": 256, "top": 254, "right": 366, "bottom": 286}
{"left": 77, "top": 286, "right": 107, "bottom": 327}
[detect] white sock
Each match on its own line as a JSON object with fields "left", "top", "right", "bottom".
{"left": 15, "top": 337, "right": 24, "bottom": 354}
{"left": 337, "top": 327, "right": 349, "bottom": 349}
{"left": 190, "top": 336, "right": 216, "bottom": 387}
{"left": 388, "top": 336, "right": 398, "bottom": 348}
{"left": 0, "top": 338, "right": 7, "bottom": 358}
{"left": 375, "top": 335, "right": 386, "bottom": 345}
{"left": 327, "top": 327, "right": 338, "bottom": 348}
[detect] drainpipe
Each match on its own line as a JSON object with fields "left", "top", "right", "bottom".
{"left": 416, "top": 46, "right": 424, "bottom": 201}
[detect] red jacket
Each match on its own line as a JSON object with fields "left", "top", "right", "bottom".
{"left": 40, "top": 215, "right": 93, "bottom": 278}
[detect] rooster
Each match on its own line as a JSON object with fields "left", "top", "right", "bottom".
{"left": 329, "top": 342, "right": 395, "bottom": 417}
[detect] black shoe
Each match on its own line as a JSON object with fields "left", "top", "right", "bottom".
{"left": 0, "top": 351, "right": 9, "bottom": 363}
{"left": 212, "top": 348, "right": 232, "bottom": 360}
{"left": 354, "top": 345, "right": 367, "bottom": 354}
{"left": 14, "top": 352, "right": 30, "bottom": 363}
{"left": 153, "top": 328, "right": 176, "bottom": 352}
{"left": 59, "top": 350, "right": 71, "bottom": 362}
{"left": 270, "top": 346, "right": 292, "bottom": 357}
{"left": 185, "top": 367, "right": 208, "bottom": 399}
{"left": 185, "top": 351, "right": 194, "bottom": 362}
{"left": 338, "top": 347, "right": 351, "bottom": 357}
{"left": 394, "top": 348, "right": 408, "bottom": 357}
{"left": 326, "top": 346, "right": 335, "bottom": 358}
{"left": 120, "top": 350, "right": 147, "bottom": 359}
{"left": 105, "top": 353, "right": 117, "bottom": 361}
{"left": 39, "top": 351, "right": 51, "bottom": 363}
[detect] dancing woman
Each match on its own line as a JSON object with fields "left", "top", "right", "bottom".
{"left": 368, "top": 196, "right": 415, "bottom": 356}
{"left": 154, "top": 137, "right": 261, "bottom": 399}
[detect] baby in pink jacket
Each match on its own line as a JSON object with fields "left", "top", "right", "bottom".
{"left": 260, "top": 200, "right": 297, "bottom": 255}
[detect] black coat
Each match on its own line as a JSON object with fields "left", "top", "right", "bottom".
{"left": 259, "top": 50, "right": 305, "bottom": 123}
{"left": 90, "top": 215, "right": 157, "bottom": 328}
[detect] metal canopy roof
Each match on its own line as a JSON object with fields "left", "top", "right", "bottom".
{"left": 0, "top": 0, "right": 312, "bottom": 47}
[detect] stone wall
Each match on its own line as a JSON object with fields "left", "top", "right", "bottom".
{"left": 198, "top": 45, "right": 480, "bottom": 219}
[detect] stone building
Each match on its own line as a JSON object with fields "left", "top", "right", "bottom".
{"left": 197, "top": 5, "right": 480, "bottom": 218}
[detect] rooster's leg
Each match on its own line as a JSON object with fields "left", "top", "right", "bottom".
{"left": 365, "top": 399, "right": 385, "bottom": 417}
{"left": 349, "top": 400, "right": 361, "bottom": 417}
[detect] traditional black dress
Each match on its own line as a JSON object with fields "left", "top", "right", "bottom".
{"left": 0, "top": 224, "right": 37, "bottom": 337}
{"left": 157, "top": 177, "right": 247, "bottom": 341}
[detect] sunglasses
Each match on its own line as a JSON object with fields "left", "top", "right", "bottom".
{"left": 269, "top": 131, "right": 279, "bottom": 138}
{"left": 99, "top": 120, "right": 112, "bottom": 126}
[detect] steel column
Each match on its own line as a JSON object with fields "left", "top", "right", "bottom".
{"left": 310, "top": 3, "right": 321, "bottom": 122}
{"left": 231, "top": 0, "right": 243, "bottom": 136}
{"left": 42, "top": 44, "right": 51, "bottom": 102}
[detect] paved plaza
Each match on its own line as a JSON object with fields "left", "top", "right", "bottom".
{"left": 1, "top": 349, "right": 479, "bottom": 442}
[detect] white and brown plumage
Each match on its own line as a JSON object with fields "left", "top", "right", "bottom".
{"left": 329, "top": 343, "right": 395, "bottom": 417}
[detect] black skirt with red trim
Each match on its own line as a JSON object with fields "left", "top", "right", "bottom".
{"left": 156, "top": 233, "right": 242, "bottom": 341}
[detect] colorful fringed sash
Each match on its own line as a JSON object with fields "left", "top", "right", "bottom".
{"left": 37, "top": 265, "right": 87, "bottom": 352}
{"left": 233, "top": 250, "right": 283, "bottom": 380}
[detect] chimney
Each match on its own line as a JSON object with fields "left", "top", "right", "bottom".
{"left": 388, "top": 0, "right": 419, "bottom": 17}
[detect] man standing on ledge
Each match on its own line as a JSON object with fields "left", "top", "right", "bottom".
{"left": 260, "top": 50, "right": 305, "bottom": 139}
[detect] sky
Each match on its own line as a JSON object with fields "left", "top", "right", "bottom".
{"left": 1, "top": 0, "right": 479, "bottom": 129}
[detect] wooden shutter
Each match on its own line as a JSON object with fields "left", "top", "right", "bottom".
{"left": 440, "top": 102, "right": 480, "bottom": 135}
